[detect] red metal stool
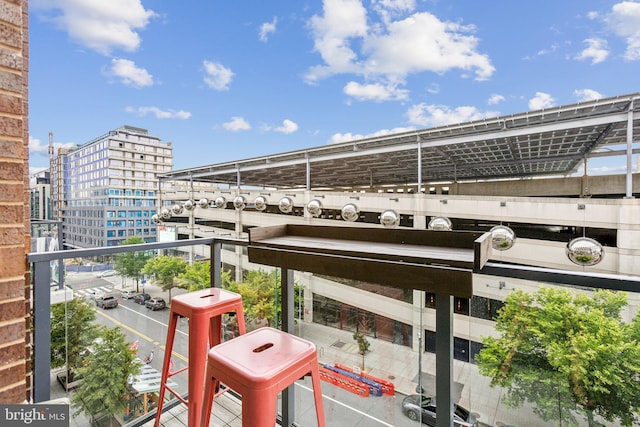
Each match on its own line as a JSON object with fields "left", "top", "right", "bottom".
{"left": 154, "top": 288, "right": 246, "bottom": 427}
{"left": 200, "top": 327, "right": 326, "bottom": 427}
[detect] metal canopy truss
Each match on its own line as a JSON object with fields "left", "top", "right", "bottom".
{"left": 161, "top": 93, "right": 640, "bottom": 189}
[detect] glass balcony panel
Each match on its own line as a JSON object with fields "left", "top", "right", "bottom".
{"left": 32, "top": 238, "right": 640, "bottom": 426}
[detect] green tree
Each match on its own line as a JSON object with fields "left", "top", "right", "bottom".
{"left": 114, "top": 236, "right": 153, "bottom": 292}
{"left": 72, "top": 327, "right": 141, "bottom": 426}
{"left": 175, "top": 261, "right": 232, "bottom": 291}
{"left": 476, "top": 287, "right": 640, "bottom": 426}
{"left": 219, "top": 270, "right": 305, "bottom": 330}
{"left": 142, "top": 255, "right": 188, "bottom": 301}
{"left": 51, "top": 298, "right": 100, "bottom": 385}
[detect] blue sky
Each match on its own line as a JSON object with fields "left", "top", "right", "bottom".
{"left": 28, "top": 1, "right": 640, "bottom": 175}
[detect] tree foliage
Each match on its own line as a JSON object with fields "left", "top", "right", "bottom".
{"left": 72, "top": 327, "right": 141, "bottom": 423}
{"left": 225, "top": 270, "right": 304, "bottom": 328}
{"left": 51, "top": 298, "right": 100, "bottom": 383}
{"left": 476, "top": 287, "right": 640, "bottom": 426}
{"left": 142, "top": 255, "right": 188, "bottom": 300}
{"left": 114, "top": 236, "right": 153, "bottom": 292}
{"left": 174, "top": 261, "right": 233, "bottom": 291}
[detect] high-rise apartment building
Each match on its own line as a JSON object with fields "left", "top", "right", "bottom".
{"left": 50, "top": 125, "right": 173, "bottom": 248}
{"left": 29, "top": 170, "right": 51, "bottom": 220}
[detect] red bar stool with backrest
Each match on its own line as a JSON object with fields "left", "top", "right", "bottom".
{"left": 154, "top": 287, "right": 246, "bottom": 427}
{"left": 200, "top": 326, "right": 326, "bottom": 427}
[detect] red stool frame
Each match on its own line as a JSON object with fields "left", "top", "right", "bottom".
{"left": 154, "top": 288, "right": 246, "bottom": 427}
{"left": 200, "top": 327, "right": 326, "bottom": 427}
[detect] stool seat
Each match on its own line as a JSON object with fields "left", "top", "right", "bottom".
{"left": 201, "top": 327, "right": 326, "bottom": 427}
{"left": 154, "top": 288, "right": 245, "bottom": 427}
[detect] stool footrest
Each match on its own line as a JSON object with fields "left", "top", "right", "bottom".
{"left": 169, "top": 366, "right": 188, "bottom": 377}
{"left": 164, "top": 385, "right": 188, "bottom": 406}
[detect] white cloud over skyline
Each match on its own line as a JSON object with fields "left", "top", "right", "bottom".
{"left": 32, "top": 0, "right": 156, "bottom": 55}
{"left": 125, "top": 106, "right": 191, "bottom": 119}
{"left": 109, "top": 58, "right": 154, "bottom": 87}
{"left": 203, "top": 60, "right": 234, "bottom": 91}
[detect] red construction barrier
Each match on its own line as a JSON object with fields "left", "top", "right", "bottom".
{"left": 319, "top": 366, "right": 370, "bottom": 397}
{"left": 334, "top": 363, "right": 395, "bottom": 396}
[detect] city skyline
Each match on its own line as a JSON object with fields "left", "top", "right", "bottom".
{"left": 28, "top": 1, "right": 640, "bottom": 175}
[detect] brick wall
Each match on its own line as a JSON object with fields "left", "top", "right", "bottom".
{"left": 0, "top": 0, "right": 29, "bottom": 403}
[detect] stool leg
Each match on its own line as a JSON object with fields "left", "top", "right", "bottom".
{"left": 235, "top": 304, "right": 247, "bottom": 335}
{"left": 199, "top": 363, "right": 219, "bottom": 427}
{"left": 188, "top": 314, "right": 211, "bottom": 427}
{"left": 241, "top": 390, "right": 278, "bottom": 427}
{"left": 154, "top": 311, "right": 179, "bottom": 426}
{"left": 310, "top": 364, "right": 326, "bottom": 427}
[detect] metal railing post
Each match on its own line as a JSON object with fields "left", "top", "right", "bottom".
{"left": 435, "top": 293, "right": 453, "bottom": 427}
{"left": 33, "top": 260, "right": 52, "bottom": 402}
{"left": 281, "top": 268, "right": 295, "bottom": 425}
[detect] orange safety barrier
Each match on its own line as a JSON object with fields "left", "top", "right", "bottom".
{"left": 319, "top": 366, "right": 370, "bottom": 397}
{"left": 334, "top": 363, "right": 395, "bottom": 396}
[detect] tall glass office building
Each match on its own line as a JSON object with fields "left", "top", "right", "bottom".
{"left": 51, "top": 125, "right": 173, "bottom": 248}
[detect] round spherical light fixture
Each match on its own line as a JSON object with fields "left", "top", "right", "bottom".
{"left": 254, "top": 196, "right": 268, "bottom": 211}
{"left": 380, "top": 209, "right": 400, "bottom": 228}
{"left": 428, "top": 216, "right": 453, "bottom": 231}
{"left": 278, "top": 197, "right": 293, "bottom": 214}
{"left": 151, "top": 214, "right": 161, "bottom": 225}
{"left": 198, "top": 198, "right": 209, "bottom": 209}
{"left": 160, "top": 208, "right": 172, "bottom": 220}
{"left": 214, "top": 196, "right": 226, "bottom": 209}
{"left": 183, "top": 200, "right": 195, "bottom": 211}
{"left": 307, "top": 199, "right": 323, "bottom": 217}
{"left": 341, "top": 203, "right": 359, "bottom": 222}
{"left": 233, "top": 196, "right": 246, "bottom": 210}
{"left": 566, "top": 237, "right": 604, "bottom": 266}
{"left": 171, "top": 204, "right": 184, "bottom": 215}
{"left": 490, "top": 225, "right": 516, "bottom": 251}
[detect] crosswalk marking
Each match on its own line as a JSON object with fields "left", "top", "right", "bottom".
{"left": 72, "top": 286, "right": 115, "bottom": 299}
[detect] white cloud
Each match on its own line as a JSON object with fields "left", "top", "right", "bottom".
{"left": 29, "top": 135, "right": 75, "bottom": 156}
{"left": 305, "top": 1, "right": 494, "bottom": 96}
{"left": 223, "top": 117, "right": 251, "bottom": 131}
{"left": 273, "top": 119, "right": 299, "bottom": 134}
{"left": 125, "top": 106, "right": 191, "bottom": 119}
{"left": 487, "top": 94, "right": 505, "bottom": 105}
{"left": 203, "top": 60, "right": 234, "bottom": 90}
{"left": 574, "top": 89, "right": 604, "bottom": 102}
{"left": 343, "top": 81, "right": 409, "bottom": 101}
{"left": 528, "top": 92, "right": 555, "bottom": 110}
{"left": 33, "top": 0, "right": 156, "bottom": 55}
{"left": 259, "top": 17, "right": 277, "bottom": 42}
{"left": 109, "top": 58, "right": 154, "bottom": 87}
{"left": 406, "top": 104, "right": 497, "bottom": 127}
{"left": 606, "top": 1, "right": 640, "bottom": 60}
{"left": 575, "top": 38, "right": 609, "bottom": 64}
{"left": 328, "top": 126, "right": 415, "bottom": 144}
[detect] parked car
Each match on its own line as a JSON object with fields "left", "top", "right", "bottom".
{"left": 95, "top": 294, "right": 119, "bottom": 309}
{"left": 133, "top": 292, "right": 151, "bottom": 305}
{"left": 121, "top": 289, "right": 137, "bottom": 299}
{"left": 97, "top": 270, "right": 115, "bottom": 277}
{"left": 401, "top": 395, "right": 477, "bottom": 426}
{"left": 145, "top": 297, "right": 166, "bottom": 311}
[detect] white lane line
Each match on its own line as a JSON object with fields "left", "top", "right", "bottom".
{"left": 117, "top": 304, "right": 188, "bottom": 337}
{"left": 296, "top": 382, "right": 395, "bottom": 427}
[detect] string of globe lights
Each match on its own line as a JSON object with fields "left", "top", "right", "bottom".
{"left": 151, "top": 196, "right": 603, "bottom": 267}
